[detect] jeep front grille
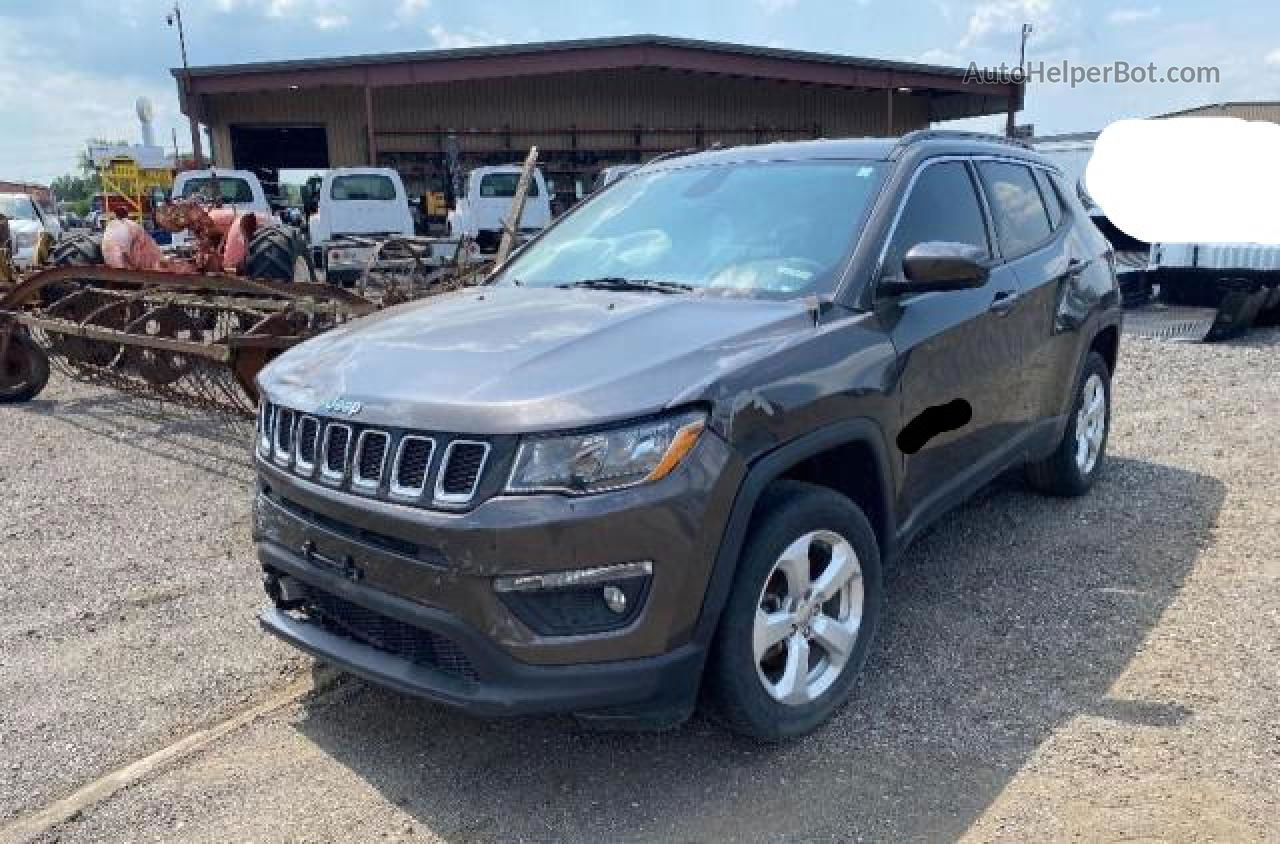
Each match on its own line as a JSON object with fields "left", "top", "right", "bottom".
{"left": 259, "top": 403, "right": 495, "bottom": 508}
{"left": 436, "top": 441, "right": 489, "bottom": 502}
{"left": 353, "top": 430, "right": 390, "bottom": 490}
{"left": 391, "top": 436, "right": 435, "bottom": 497}
{"left": 295, "top": 416, "right": 320, "bottom": 473}
{"left": 322, "top": 424, "right": 351, "bottom": 480}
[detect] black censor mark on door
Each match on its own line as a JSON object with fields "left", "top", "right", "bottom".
{"left": 897, "top": 399, "right": 973, "bottom": 454}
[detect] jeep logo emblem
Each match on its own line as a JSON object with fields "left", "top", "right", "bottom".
{"left": 320, "top": 397, "right": 363, "bottom": 416}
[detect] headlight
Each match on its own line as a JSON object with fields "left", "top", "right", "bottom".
{"left": 507, "top": 410, "right": 706, "bottom": 495}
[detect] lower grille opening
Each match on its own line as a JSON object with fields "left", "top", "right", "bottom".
{"left": 298, "top": 582, "right": 477, "bottom": 683}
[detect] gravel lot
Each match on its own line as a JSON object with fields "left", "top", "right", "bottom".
{"left": 3, "top": 327, "right": 1278, "bottom": 842}
{"left": 0, "top": 389, "right": 305, "bottom": 822}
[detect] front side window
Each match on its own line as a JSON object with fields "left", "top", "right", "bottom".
{"left": 0, "top": 196, "right": 39, "bottom": 220}
{"left": 330, "top": 174, "right": 397, "bottom": 201}
{"left": 495, "top": 161, "right": 887, "bottom": 299}
{"left": 179, "top": 177, "right": 254, "bottom": 203}
{"left": 478, "top": 173, "right": 541, "bottom": 198}
{"left": 880, "top": 161, "right": 990, "bottom": 280}
{"left": 978, "top": 161, "right": 1053, "bottom": 259}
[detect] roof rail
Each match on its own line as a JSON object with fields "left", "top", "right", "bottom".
{"left": 892, "top": 129, "right": 1034, "bottom": 155}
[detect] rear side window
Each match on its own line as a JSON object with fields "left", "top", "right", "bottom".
{"left": 179, "top": 177, "right": 254, "bottom": 203}
{"left": 978, "top": 161, "right": 1053, "bottom": 259}
{"left": 881, "top": 160, "right": 990, "bottom": 279}
{"left": 331, "top": 174, "right": 397, "bottom": 201}
{"left": 479, "top": 173, "right": 541, "bottom": 198}
{"left": 1032, "top": 168, "right": 1065, "bottom": 229}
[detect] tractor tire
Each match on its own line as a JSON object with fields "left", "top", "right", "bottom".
{"left": 0, "top": 330, "right": 51, "bottom": 404}
{"left": 245, "top": 226, "right": 315, "bottom": 283}
{"left": 50, "top": 232, "right": 103, "bottom": 267}
{"left": 45, "top": 232, "right": 104, "bottom": 306}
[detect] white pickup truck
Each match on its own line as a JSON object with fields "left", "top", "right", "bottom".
{"left": 447, "top": 164, "right": 552, "bottom": 252}
{"left": 0, "top": 193, "right": 59, "bottom": 268}
{"left": 306, "top": 167, "right": 419, "bottom": 285}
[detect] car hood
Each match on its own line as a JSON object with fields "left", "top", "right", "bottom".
{"left": 260, "top": 286, "right": 813, "bottom": 433}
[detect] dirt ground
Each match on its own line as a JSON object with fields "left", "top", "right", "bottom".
{"left": 3, "top": 327, "right": 1278, "bottom": 843}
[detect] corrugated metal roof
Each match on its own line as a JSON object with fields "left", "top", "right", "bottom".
{"left": 175, "top": 34, "right": 976, "bottom": 81}
{"left": 1154, "top": 100, "right": 1280, "bottom": 118}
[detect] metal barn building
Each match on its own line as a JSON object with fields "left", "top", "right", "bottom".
{"left": 174, "top": 35, "right": 1020, "bottom": 203}
{"left": 1156, "top": 101, "right": 1280, "bottom": 122}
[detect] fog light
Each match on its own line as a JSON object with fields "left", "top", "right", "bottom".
{"left": 603, "top": 585, "right": 627, "bottom": 614}
{"left": 494, "top": 562, "right": 652, "bottom": 636}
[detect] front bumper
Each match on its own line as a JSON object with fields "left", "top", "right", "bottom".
{"left": 259, "top": 552, "right": 703, "bottom": 717}
{"left": 254, "top": 431, "right": 742, "bottom": 715}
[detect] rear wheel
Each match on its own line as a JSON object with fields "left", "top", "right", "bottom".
{"left": 50, "top": 232, "right": 102, "bottom": 267}
{"left": 706, "top": 481, "right": 883, "bottom": 740}
{"left": 0, "top": 330, "right": 50, "bottom": 403}
{"left": 1026, "top": 351, "right": 1111, "bottom": 496}
{"left": 245, "top": 226, "right": 314, "bottom": 282}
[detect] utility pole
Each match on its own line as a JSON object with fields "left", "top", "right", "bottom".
{"left": 167, "top": 3, "right": 204, "bottom": 164}
{"left": 1006, "top": 22, "right": 1033, "bottom": 137}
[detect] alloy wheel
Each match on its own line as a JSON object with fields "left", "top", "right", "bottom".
{"left": 753, "top": 529, "right": 863, "bottom": 705}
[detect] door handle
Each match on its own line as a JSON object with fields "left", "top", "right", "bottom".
{"left": 988, "top": 289, "right": 1020, "bottom": 315}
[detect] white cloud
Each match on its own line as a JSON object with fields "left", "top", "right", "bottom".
{"left": 396, "top": 0, "right": 430, "bottom": 19}
{"left": 246, "top": 0, "right": 353, "bottom": 29}
{"left": 313, "top": 13, "right": 349, "bottom": 29}
{"left": 0, "top": 25, "right": 183, "bottom": 184}
{"left": 1266, "top": 48, "right": 1280, "bottom": 68}
{"left": 918, "top": 48, "right": 963, "bottom": 66}
{"left": 1107, "top": 6, "right": 1162, "bottom": 25}
{"left": 756, "top": 0, "right": 800, "bottom": 12}
{"left": 427, "top": 24, "right": 504, "bottom": 49}
{"left": 959, "top": 0, "right": 1067, "bottom": 51}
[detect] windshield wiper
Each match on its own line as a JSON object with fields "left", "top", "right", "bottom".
{"left": 555, "top": 277, "right": 694, "bottom": 294}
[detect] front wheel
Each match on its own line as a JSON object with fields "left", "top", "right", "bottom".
{"left": 1026, "top": 351, "right": 1111, "bottom": 496}
{"left": 0, "top": 330, "right": 51, "bottom": 403}
{"left": 706, "top": 481, "right": 883, "bottom": 740}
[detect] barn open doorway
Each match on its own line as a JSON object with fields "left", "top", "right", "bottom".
{"left": 228, "top": 125, "right": 328, "bottom": 204}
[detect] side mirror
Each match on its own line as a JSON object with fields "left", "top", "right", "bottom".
{"left": 882, "top": 241, "right": 989, "bottom": 295}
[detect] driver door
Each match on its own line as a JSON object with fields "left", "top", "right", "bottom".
{"left": 877, "top": 159, "right": 1026, "bottom": 528}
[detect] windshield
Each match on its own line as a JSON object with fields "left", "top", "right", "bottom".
{"left": 179, "top": 177, "right": 254, "bottom": 203}
{"left": 331, "top": 174, "right": 397, "bottom": 201}
{"left": 495, "top": 160, "right": 886, "bottom": 298}
{"left": 478, "top": 172, "right": 540, "bottom": 198}
{"left": 0, "top": 196, "right": 39, "bottom": 220}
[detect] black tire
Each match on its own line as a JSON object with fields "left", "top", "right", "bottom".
{"left": 0, "top": 330, "right": 51, "bottom": 403}
{"left": 50, "top": 232, "right": 102, "bottom": 266}
{"left": 705, "top": 481, "right": 883, "bottom": 741}
{"left": 1026, "top": 351, "right": 1111, "bottom": 497}
{"left": 245, "top": 226, "right": 315, "bottom": 282}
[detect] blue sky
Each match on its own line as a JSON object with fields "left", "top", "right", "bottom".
{"left": 2, "top": 0, "right": 1278, "bottom": 184}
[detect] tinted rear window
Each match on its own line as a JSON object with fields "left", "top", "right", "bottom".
{"left": 179, "top": 177, "right": 254, "bottom": 203}
{"left": 331, "top": 174, "right": 397, "bottom": 201}
{"left": 478, "top": 173, "right": 540, "bottom": 198}
{"left": 978, "top": 161, "right": 1053, "bottom": 259}
{"left": 1033, "top": 168, "right": 1065, "bottom": 230}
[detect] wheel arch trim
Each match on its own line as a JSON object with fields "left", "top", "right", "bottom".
{"left": 690, "top": 418, "right": 895, "bottom": 648}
